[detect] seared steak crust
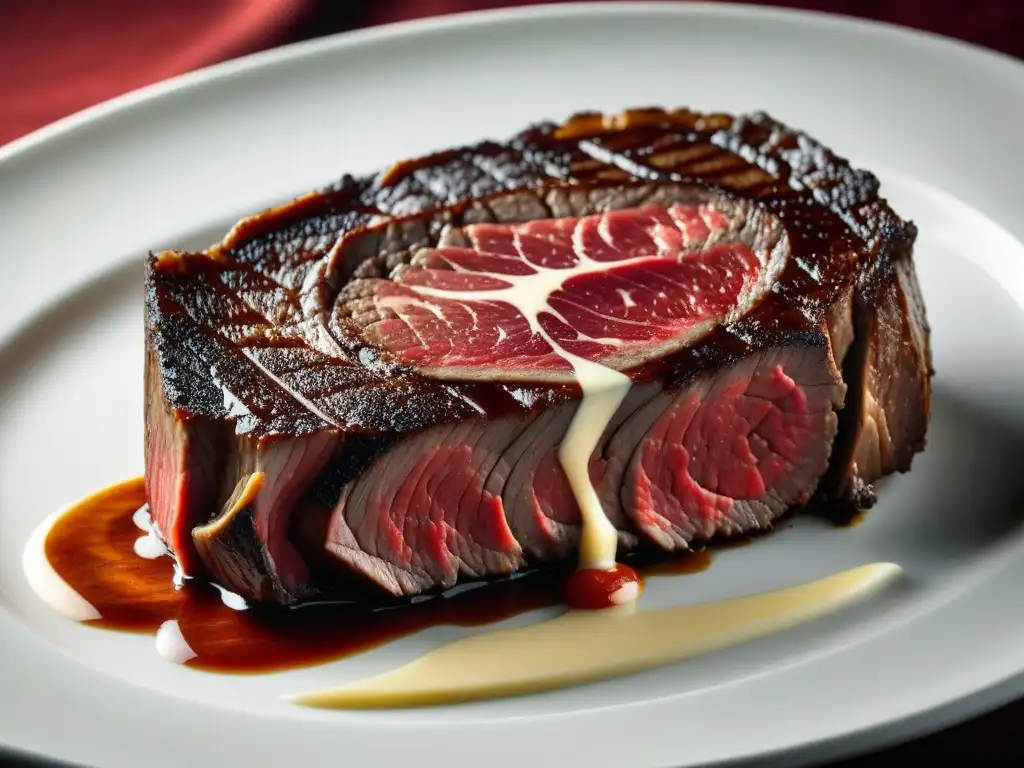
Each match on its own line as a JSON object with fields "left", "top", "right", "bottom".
{"left": 144, "top": 108, "right": 931, "bottom": 605}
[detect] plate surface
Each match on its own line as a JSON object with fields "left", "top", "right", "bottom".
{"left": 3, "top": 4, "right": 1024, "bottom": 767}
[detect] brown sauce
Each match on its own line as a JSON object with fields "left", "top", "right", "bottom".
{"left": 42, "top": 478, "right": 715, "bottom": 675}
{"left": 643, "top": 549, "right": 715, "bottom": 575}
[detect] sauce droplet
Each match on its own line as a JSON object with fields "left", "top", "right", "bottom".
{"left": 565, "top": 563, "right": 643, "bottom": 610}
{"left": 155, "top": 619, "right": 197, "bottom": 664}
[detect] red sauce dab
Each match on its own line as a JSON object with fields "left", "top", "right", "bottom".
{"left": 564, "top": 563, "right": 643, "bottom": 610}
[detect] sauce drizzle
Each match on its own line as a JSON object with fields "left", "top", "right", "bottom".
{"left": 291, "top": 562, "right": 901, "bottom": 710}
{"left": 408, "top": 247, "right": 685, "bottom": 607}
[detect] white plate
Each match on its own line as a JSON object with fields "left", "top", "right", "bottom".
{"left": 2, "top": 3, "right": 1024, "bottom": 766}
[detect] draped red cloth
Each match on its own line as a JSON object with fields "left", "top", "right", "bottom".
{"left": 1, "top": 0, "right": 1022, "bottom": 763}
{"left": 0, "top": 0, "right": 312, "bottom": 146}
{"left": 2, "top": 0, "right": 1023, "bottom": 147}
{"left": 362, "top": 0, "right": 1024, "bottom": 54}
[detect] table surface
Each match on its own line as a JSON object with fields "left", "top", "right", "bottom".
{"left": 2, "top": 1, "right": 1023, "bottom": 765}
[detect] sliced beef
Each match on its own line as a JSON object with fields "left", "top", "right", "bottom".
{"left": 620, "top": 339, "right": 844, "bottom": 548}
{"left": 322, "top": 416, "right": 530, "bottom": 595}
{"left": 144, "top": 107, "right": 931, "bottom": 605}
{"left": 338, "top": 198, "right": 786, "bottom": 382}
{"left": 817, "top": 254, "right": 932, "bottom": 509}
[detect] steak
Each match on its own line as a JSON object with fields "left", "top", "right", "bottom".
{"left": 143, "top": 108, "right": 932, "bottom": 605}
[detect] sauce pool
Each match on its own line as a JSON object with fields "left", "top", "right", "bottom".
{"left": 29, "top": 477, "right": 901, "bottom": 710}
{"left": 34, "top": 477, "right": 713, "bottom": 673}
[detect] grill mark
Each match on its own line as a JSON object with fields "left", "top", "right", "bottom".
{"left": 154, "top": 295, "right": 328, "bottom": 433}
{"left": 575, "top": 140, "right": 664, "bottom": 182}
{"left": 238, "top": 349, "right": 341, "bottom": 429}
{"left": 646, "top": 143, "right": 722, "bottom": 169}
{"left": 685, "top": 155, "right": 751, "bottom": 179}
{"left": 159, "top": 271, "right": 349, "bottom": 430}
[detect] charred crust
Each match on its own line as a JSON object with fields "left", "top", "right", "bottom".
{"left": 146, "top": 107, "right": 921, "bottom": 439}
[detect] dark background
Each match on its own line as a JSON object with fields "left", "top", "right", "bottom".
{"left": 4, "top": 0, "right": 1024, "bottom": 147}
{"left": 1, "top": 0, "right": 1023, "bottom": 764}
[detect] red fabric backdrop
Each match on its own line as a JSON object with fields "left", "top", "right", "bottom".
{"left": 2, "top": 0, "right": 1023, "bottom": 763}
{"left": 2, "top": 0, "right": 1023, "bottom": 147}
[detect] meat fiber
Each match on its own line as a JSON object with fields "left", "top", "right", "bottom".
{"left": 143, "top": 108, "right": 931, "bottom": 605}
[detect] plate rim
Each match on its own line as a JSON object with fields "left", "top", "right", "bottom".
{"left": 4, "top": 0, "right": 1024, "bottom": 166}
{"left": 3, "top": 4, "right": 1024, "bottom": 768}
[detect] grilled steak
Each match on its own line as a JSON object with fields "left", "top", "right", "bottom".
{"left": 144, "top": 108, "right": 932, "bottom": 605}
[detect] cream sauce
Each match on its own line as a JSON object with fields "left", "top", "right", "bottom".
{"left": 290, "top": 562, "right": 900, "bottom": 709}
{"left": 131, "top": 506, "right": 168, "bottom": 560}
{"left": 155, "top": 619, "right": 197, "bottom": 664}
{"left": 406, "top": 251, "right": 659, "bottom": 570}
{"left": 403, "top": 214, "right": 770, "bottom": 572}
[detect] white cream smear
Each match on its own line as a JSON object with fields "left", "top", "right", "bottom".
{"left": 155, "top": 619, "right": 197, "bottom": 664}
{"left": 214, "top": 583, "right": 249, "bottom": 611}
{"left": 132, "top": 506, "right": 169, "bottom": 560}
{"left": 22, "top": 485, "right": 215, "bottom": 667}
{"left": 291, "top": 563, "right": 901, "bottom": 709}
{"left": 22, "top": 505, "right": 101, "bottom": 622}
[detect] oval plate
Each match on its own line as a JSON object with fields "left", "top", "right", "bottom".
{"left": 3, "top": 4, "right": 1024, "bottom": 767}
